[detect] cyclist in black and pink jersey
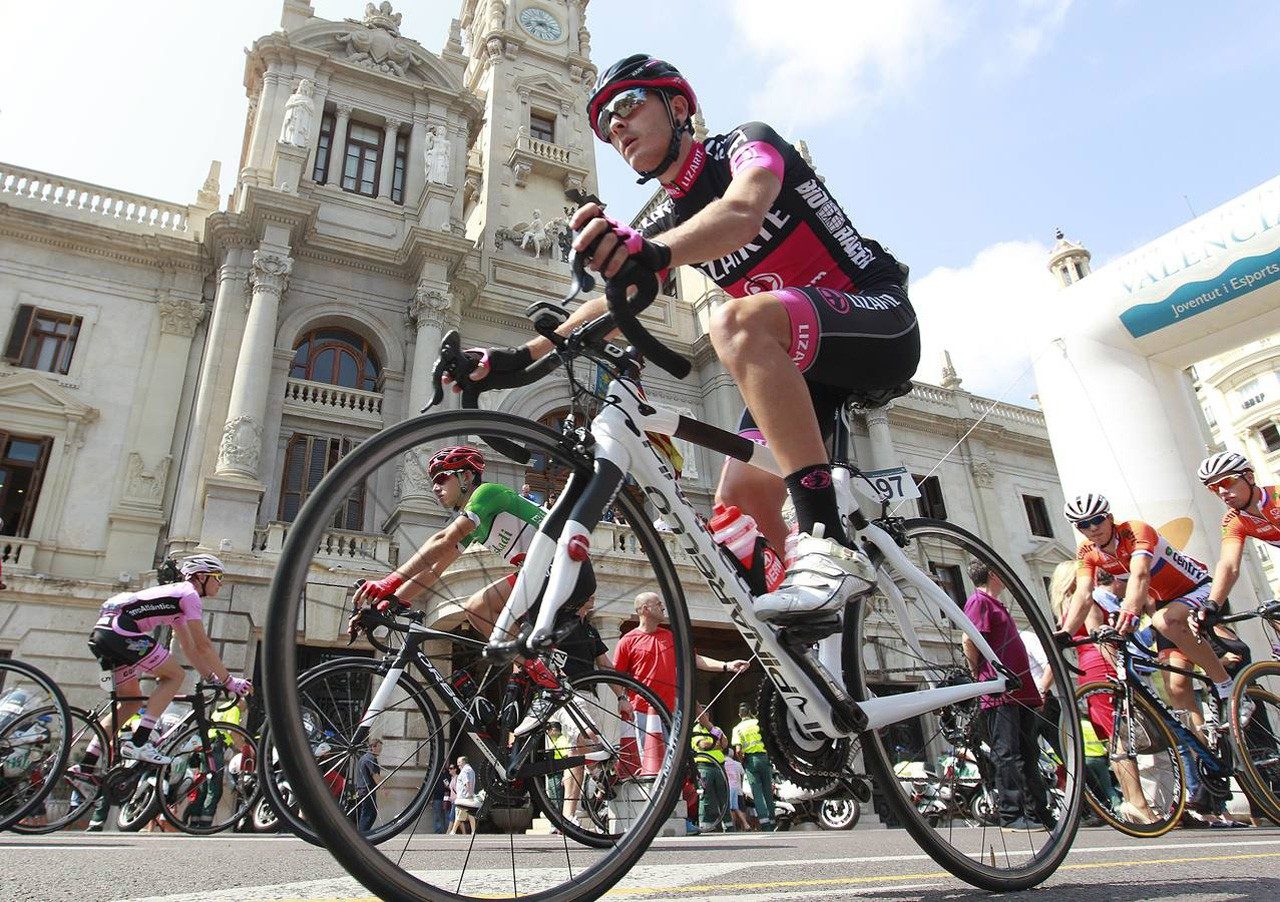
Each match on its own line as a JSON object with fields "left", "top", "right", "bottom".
{"left": 456, "top": 55, "right": 918, "bottom": 629}
{"left": 79, "top": 554, "right": 252, "bottom": 767}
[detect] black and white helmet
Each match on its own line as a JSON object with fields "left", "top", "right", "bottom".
{"left": 1197, "top": 451, "right": 1252, "bottom": 484}
{"left": 1063, "top": 493, "right": 1111, "bottom": 522}
{"left": 178, "top": 553, "right": 225, "bottom": 579}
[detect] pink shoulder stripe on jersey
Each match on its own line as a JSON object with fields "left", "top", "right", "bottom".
{"left": 730, "top": 140, "right": 785, "bottom": 181}
{"left": 738, "top": 428, "right": 767, "bottom": 445}
{"left": 776, "top": 288, "right": 819, "bottom": 373}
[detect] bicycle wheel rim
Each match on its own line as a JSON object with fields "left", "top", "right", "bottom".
{"left": 261, "top": 658, "right": 442, "bottom": 846}
{"left": 11, "top": 706, "right": 107, "bottom": 834}
{"left": 158, "top": 723, "right": 259, "bottom": 835}
{"left": 1232, "top": 661, "right": 1280, "bottom": 824}
{"left": 264, "top": 409, "right": 695, "bottom": 901}
{"left": 529, "top": 671, "right": 673, "bottom": 848}
{"left": 1073, "top": 682, "right": 1184, "bottom": 837}
{"left": 846, "top": 517, "right": 1084, "bottom": 891}
{"left": 0, "top": 658, "right": 72, "bottom": 831}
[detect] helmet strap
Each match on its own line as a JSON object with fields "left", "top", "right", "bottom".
{"left": 635, "top": 92, "right": 690, "bottom": 185}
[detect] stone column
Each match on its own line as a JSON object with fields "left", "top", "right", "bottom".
{"left": 216, "top": 249, "right": 292, "bottom": 479}
{"left": 863, "top": 406, "right": 897, "bottom": 471}
{"left": 406, "top": 115, "right": 426, "bottom": 207}
{"left": 406, "top": 282, "right": 456, "bottom": 415}
{"left": 379, "top": 118, "right": 402, "bottom": 200}
{"left": 331, "top": 104, "right": 353, "bottom": 185}
{"left": 104, "top": 294, "right": 208, "bottom": 575}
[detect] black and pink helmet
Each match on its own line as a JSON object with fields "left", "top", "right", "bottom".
{"left": 588, "top": 54, "right": 698, "bottom": 142}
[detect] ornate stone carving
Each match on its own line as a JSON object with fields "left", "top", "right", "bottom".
{"left": 971, "top": 457, "right": 996, "bottom": 488}
{"left": 399, "top": 449, "right": 433, "bottom": 497}
{"left": 217, "top": 415, "right": 262, "bottom": 475}
{"left": 123, "top": 452, "right": 171, "bottom": 505}
{"left": 279, "top": 78, "right": 316, "bottom": 148}
{"left": 158, "top": 296, "right": 207, "bottom": 336}
{"left": 495, "top": 212, "right": 567, "bottom": 259}
{"left": 569, "top": 64, "right": 583, "bottom": 83}
{"left": 485, "top": 37, "right": 504, "bottom": 62}
{"left": 578, "top": 26, "right": 591, "bottom": 57}
{"left": 409, "top": 283, "right": 452, "bottom": 329}
{"left": 338, "top": 3, "right": 413, "bottom": 77}
{"left": 463, "top": 173, "right": 482, "bottom": 205}
{"left": 511, "top": 160, "right": 531, "bottom": 187}
{"left": 487, "top": 0, "right": 506, "bottom": 33}
{"left": 250, "top": 250, "right": 292, "bottom": 298}
{"left": 423, "top": 125, "right": 452, "bottom": 185}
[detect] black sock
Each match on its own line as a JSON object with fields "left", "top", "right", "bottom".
{"left": 79, "top": 750, "right": 100, "bottom": 769}
{"left": 130, "top": 725, "right": 152, "bottom": 747}
{"left": 784, "top": 464, "right": 849, "bottom": 546}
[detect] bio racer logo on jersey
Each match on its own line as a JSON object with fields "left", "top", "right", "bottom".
{"left": 795, "top": 178, "right": 875, "bottom": 269}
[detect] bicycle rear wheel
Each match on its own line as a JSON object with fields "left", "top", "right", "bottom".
{"left": 845, "top": 517, "right": 1084, "bottom": 891}
{"left": 11, "top": 706, "right": 108, "bottom": 833}
{"left": 1074, "top": 681, "right": 1185, "bottom": 837}
{"left": 0, "top": 657, "right": 72, "bottom": 831}
{"left": 1230, "top": 660, "right": 1280, "bottom": 824}
{"left": 156, "top": 722, "right": 259, "bottom": 835}
{"left": 263, "top": 410, "right": 695, "bottom": 901}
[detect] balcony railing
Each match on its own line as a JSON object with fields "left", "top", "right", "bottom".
{"left": 283, "top": 378, "right": 384, "bottom": 427}
{"left": 0, "top": 536, "right": 40, "bottom": 572}
{"left": 253, "top": 522, "right": 399, "bottom": 569}
{"left": 0, "top": 162, "right": 192, "bottom": 236}
{"left": 507, "top": 135, "right": 589, "bottom": 187}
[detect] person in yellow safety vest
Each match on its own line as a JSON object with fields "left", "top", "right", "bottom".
{"left": 691, "top": 704, "right": 730, "bottom": 833}
{"left": 190, "top": 697, "right": 245, "bottom": 828}
{"left": 545, "top": 722, "right": 569, "bottom": 823}
{"left": 731, "top": 702, "right": 775, "bottom": 830}
{"left": 1081, "top": 720, "right": 1121, "bottom": 813}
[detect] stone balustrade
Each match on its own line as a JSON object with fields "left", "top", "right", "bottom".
{"left": 284, "top": 378, "right": 384, "bottom": 426}
{"left": 902, "top": 382, "right": 1045, "bottom": 429}
{"left": 518, "top": 135, "right": 574, "bottom": 166}
{"left": 0, "top": 162, "right": 192, "bottom": 235}
{"left": 253, "top": 522, "right": 399, "bottom": 568}
{"left": 0, "top": 536, "right": 40, "bottom": 572}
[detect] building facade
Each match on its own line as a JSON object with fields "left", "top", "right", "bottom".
{"left": 1, "top": 1, "right": 1072, "bottom": 738}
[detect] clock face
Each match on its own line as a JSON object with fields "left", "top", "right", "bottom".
{"left": 518, "top": 6, "right": 563, "bottom": 43}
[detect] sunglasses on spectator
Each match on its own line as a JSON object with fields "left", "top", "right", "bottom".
{"left": 1073, "top": 515, "right": 1108, "bottom": 529}
{"left": 596, "top": 87, "right": 649, "bottom": 138}
{"left": 1206, "top": 475, "right": 1241, "bottom": 492}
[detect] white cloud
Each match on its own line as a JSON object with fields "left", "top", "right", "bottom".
{"left": 727, "top": 0, "right": 1073, "bottom": 131}
{"left": 909, "top": 240, "right": 1059, "bottom": 405}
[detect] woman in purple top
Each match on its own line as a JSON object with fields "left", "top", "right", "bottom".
{"left": 962, "top": 560, "right": 1053, "bottom": 832}
{"left": 79, "top": 554, "right": 252, "bottom": 767}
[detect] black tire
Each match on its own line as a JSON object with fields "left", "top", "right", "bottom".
{"left": 10, "top": 707, "right": 108, "bottom": 834}
{"left": 845, "top": 517, "right": 1084, "bottom": 891}
{"left": 1230, "top": 660, "right": 1280, "bottom": 825}
{"left": 260, "top": 657, "right": 443, "bottom": 846}
{"left": 263, "top": 409, "right": 695, "bottom": 901}
{"left": 116, "top": 776, "right": 162, "bottom": 832}
{"left": 690, "top": 752, "right": 730, "bottom": 832}
{"left": 817, "top": 796, "right": 860, "bottom": 830}
{"left": 1074, "top": 681, "right": 1185, "bottom": 837}
{"left": 0, "top": 658, "right": 73, "bottom": 831}
{"left": 156, "top": 722, "right": 259, "bottom": 835}
{"left": 251, "top": 794, "right": 281, "bottom": 832}
{"left": 528, "top": 670, "right": 673, "bottom": 848}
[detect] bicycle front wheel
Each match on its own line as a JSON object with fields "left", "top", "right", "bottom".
{"left": 11, "top": 706, "right": 108, "bottom": 833}
{"left": 1074, "top": 681, "right": 1185, "bottom": 837}
{"left": 1231, "top": 660, "right": 1280, "bottom": 824}
{"left": 263, "top": 409, "right": 696, "bottom": 901}
{"left": 157, "top": 722, "right": 259, "bottom": 835}
{"left": 845, "top": 517, "right": 1084, "bottom": 891}
{"left": 0, "top": 657, "right": 72, "bottom": 831}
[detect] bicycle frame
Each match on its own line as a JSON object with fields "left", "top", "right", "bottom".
{"left": 489, "top": 375, "right": 1009, "bottom": 738}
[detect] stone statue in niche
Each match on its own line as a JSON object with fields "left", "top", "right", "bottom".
{"left": 279, "top": 79, "right": 316, "bottom": 148}
{"left": 423, "top": 125, "right": 452, "bottom": 185}
{"left": 495, "top": 211, "right": 568, "bottom": 260}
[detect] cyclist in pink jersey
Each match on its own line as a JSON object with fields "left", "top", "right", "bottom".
{"left": 81, "top": 554, "right": 251, "bottom": 766}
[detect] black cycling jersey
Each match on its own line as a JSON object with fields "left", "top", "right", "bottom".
{"left": 638, "top": 121, "right": 907, "bottom": 296}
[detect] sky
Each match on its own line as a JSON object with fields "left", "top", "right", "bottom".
{"left": 2, "top": 0, "right": 1278, "bottom": 405}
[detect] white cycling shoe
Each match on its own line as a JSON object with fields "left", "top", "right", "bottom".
{"left": 753, "top": 530, "right": 876, "bottom": 623}
{"left": 120, "top": 740, "right": 172, "bottom": 766}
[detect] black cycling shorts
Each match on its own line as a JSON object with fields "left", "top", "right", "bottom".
{"left": 88, "top": 627, "right": 170, "bottom": 682}
{"left": 737, "top": 282, "right": 920, "bottom": 441}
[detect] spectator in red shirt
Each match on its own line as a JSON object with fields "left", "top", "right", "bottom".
{"left": 962, "top": 561, "right": 1052, "bottom": 832}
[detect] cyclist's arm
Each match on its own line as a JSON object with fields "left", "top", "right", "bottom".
{"left": 1121, "top": 554, "right": 1153, "bottom": 617}
{"left": 173, "top": 618, "right": 231, "bottom": 683}
{"left": 1207, "top": 537, "right": 1245, "bottom": 607}
{"left": 393, "top": 516, "right": 475, "bottom": 604}
{"left": 647, "top": 167, "right": 782, "bottom": 269}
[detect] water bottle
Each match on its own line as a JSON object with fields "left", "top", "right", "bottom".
{"left": 708, "top": 503, "right": 785, "bottom": 595}
{"left": 449, "top": 669, "right": 495, "bottom": 730}
{"left": 0, "top": 689, "right": 29, "bottom": 730}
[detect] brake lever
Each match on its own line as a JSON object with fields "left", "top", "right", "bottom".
{"left": 425, "top": 329, "right": 483, "bottom": 413}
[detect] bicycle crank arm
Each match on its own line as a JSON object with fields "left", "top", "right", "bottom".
{"left": 515, "top": 754, "right": 596, "bottom": 779}
{"left": 776, "top": 621, "right": 867, "bottom": 734}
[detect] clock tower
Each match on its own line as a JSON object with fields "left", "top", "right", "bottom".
{"left": 457, "top": 1, "right": 597, "bottom": 321}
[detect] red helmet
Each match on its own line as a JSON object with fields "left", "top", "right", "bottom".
{"left": 427, "top": 446, "right": 485, "bottom": 479}
{"left": 588, "top": 54, "right": 698, "bottom": 142}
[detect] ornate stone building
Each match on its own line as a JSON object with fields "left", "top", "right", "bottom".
{"left": 0, "top": 1, "right": 1072, "bottom": 721}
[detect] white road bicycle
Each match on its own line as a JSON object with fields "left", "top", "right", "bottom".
{"left": 263, "top": 258, "right": 1083, "bottom": 901}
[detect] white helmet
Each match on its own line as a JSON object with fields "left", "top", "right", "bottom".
{"left": 1197, "top": 451, "right": 1252, "bottom": 485}
{"left": 1063, "top": 493, "right": 1111, "bottom": 522}
{"left": 178, "top": 553, "right": 225, "bottom": 578}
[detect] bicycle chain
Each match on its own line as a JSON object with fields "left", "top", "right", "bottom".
{"left": 755, "top": 679, "right": 853, "bottom": 790}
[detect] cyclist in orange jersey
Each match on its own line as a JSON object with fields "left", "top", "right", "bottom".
{"left": 1198, "top": 451, "right": 1280, "bottom": 614}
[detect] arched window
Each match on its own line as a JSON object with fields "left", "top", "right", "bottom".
{"left": 278, "top": 433, "right": 365, "bottom": 529}
{"left": 290, "top": 328, "right": 382, "bottom": 392}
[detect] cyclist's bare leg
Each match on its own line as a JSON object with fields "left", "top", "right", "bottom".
{"left": 1153, "top": 605, "right": 1230, "bottom": 684}
{"left": 100, "top": 677, "right": 146, "bottom": 741}
{"left": 1111, "top": 756, "right": 1158, "bottom": 819}
{"left": 717, "top": 458, "right": 788, "bottom": 551}
{"left": 462, "top": 576, "right": 513, "bottom": 638}
{"left": 139, "top": 657, "right": 185, "bottom": 735}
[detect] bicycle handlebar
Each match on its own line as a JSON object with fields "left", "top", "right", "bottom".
{"left": 598, "top": 257, "right": 692, "bottom": 380}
